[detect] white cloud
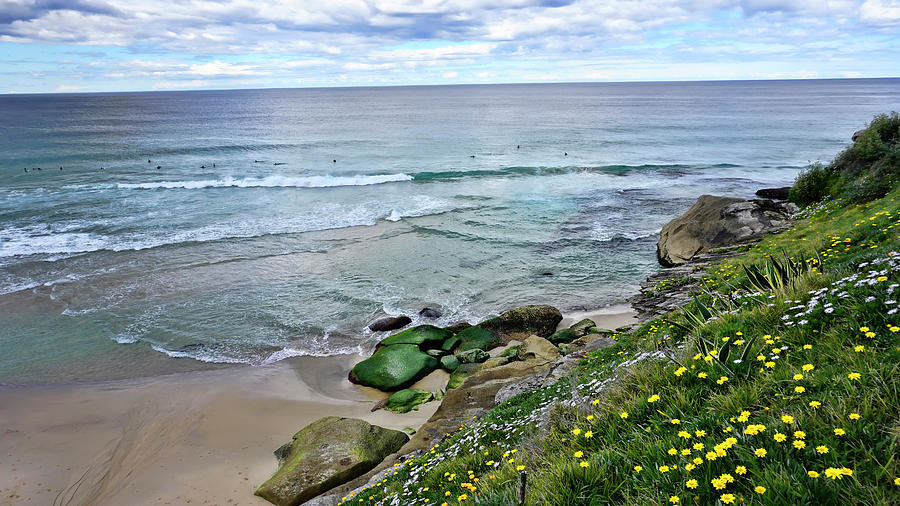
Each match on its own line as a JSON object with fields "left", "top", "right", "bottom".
{"left": 186, "top": 60, "right": 256, "bottom": 76}
{"left": 860, "top": 0, "right": 900, "bottom": 25}
{"left": 442, "top": 71, "right": 458, "bottom": 78}
{"left": 153, "top": 79, "right": 212, "bottom": 89}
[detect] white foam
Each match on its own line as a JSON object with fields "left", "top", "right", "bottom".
{"left": 114, "top": 173, "right": 413, "bottom": 190}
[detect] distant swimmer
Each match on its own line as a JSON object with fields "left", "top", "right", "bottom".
{"left": 201, "top": 165, "right": 206, "bottom": 169}
{"left": 274, "top": 162, "right": 285, "bottom": 165}
{"left": 469, "top": 155, "right": 475, "bottom": 158}
{"left": 517, "top": 145, "right": 520, "bottom": 149}
{"left": 254, "top": 160, "right": 261, "bottom": 163}
{"left": 213, "top": 163, "right": 216, "bottom": 168}
{"left": 59, "top": 166, "right": 63, "bottom": 170}
{"left": 24, "top": 168, "right": 27, "bottom": 172}
{"left": 156, "top": 165, "right": 161, "bottom": 169}
{"left": 564, "top": 152, "right": 568, "bottom": 156}
{"left": 100, "top": 167, "right": 104, "bottom": 170}
{"left": 148, "top": 159, "right": 151, "bottom": 163}
{"left": 333, "top": 159, "right": 336, "bottom": 163}
{"left": 36, "top": 167, "right": 41, "bottom": 170}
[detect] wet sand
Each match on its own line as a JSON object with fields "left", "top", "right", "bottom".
{"left": 0, "top": 307, "right": 635, "bottom": 506}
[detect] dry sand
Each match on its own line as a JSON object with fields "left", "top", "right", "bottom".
{"left": 0, "top": 306, "right": 635, "bottom": 506}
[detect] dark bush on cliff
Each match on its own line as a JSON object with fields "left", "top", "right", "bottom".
{"left": 791, "top": 111, "right": 900, "bottom": 205}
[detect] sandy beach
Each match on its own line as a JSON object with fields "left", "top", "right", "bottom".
{"left": 0, "top": 307, "right": 634, "bottom": 506}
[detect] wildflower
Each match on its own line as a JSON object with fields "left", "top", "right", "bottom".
{"left": 678, "top": 431, "right": 691, "bottom": 439}
{"left": 802, "top": 364, "right": 814, "bottom": 372}
{"left": 686, "top": 479, "right": 698, "bottom": 489}
{"left": 717, "top": 376, "right": 729, "bottom": 384}
{"left": 711, "top": 478, "right": 726, "bottom": 490}
{"left": 458, "top": 494, "right": 467, "bottom": 501}
{"left": 854, "top": 345, "right": 865, "bottom": 352}
{"left": 698, "top": 372, "right": 708, "bottom": 378}
{"left": 669, "top": 496, "right": 679, "bottom": 504}
{"left": 793, "top": 440, "right": 807, "bottom": 449}
{"left": 574, "top": 451, "right": 583, "bottom": 458}
{"left": 660, "top": 466, "right": 670, "bottom": 473}
{"left": 774, "top": 432, "right": 787, "bottom": 442}
{"left": 572, "top": 428, "right": 581, "bottom": 436}
{"left": 849, "top": 413, "right": 861, "bottom": 420}
{"left": 579, "top": 461, "right": 589, "bottom": 468}
{"left": 794, "top": 431, "right": 806, "bottom": 439}
{"left": 721, "top": 493, "right": 736, "bottom": 504}
{"left": 894, "top": 477, "right": 900, "bottom": 486}
{"left": 824, "top": 467, "right": 853, "bottom": 480}
{"left": 848, "top": 372, "right": 861, "bottom": 381}
{"left": 695, "top": 429, "right": 706, "bottom": 437}
{"left": 808, "top": 471, "right": 820, "bottom": 478}
{"left": 781, "top": 414, "right": 795, "bottom": 424}
{"left": 591, "top": 399, "right": 600, "bottom": 406}
{"left": 693, "top": 442, "right": 705, "bottom": 450}
{"left": 809, "top": 401, "right": 821, "bottom": 407}
{"left": 803, "top": 344, "right": 812, "bottom": 349}
{"left": 764, "top": 361, "right": 776, "bottom": 369}
{"left": 647, "top": 395, "right": 660, "bottom": 403}
{"left": 674, "top": 366, "right": 687, "bottom": 376}
{"left": 634, "top": 465, "right": 642, "bottom": 472}
{"left": 586, "top": 415, "right": 594, "bottom": 421}
{"left": 793, "top": 373, "right": 804, "bottom": 380}
{"left": 754, "top": 448, "right": 767, "bottom": 458}
{"left": 816, "top": 445, "right": 829, "bottom": 454}
{"left": 693, "top": 457, "right": 703, "bottom": 465}
{"left": 890, "top": 326, "right": 900, "bottom": 333}
{"left": 865, "top": 331, "right": 876, "bottom": 338}
{"left": 671, "top": 419, "right": 681, "bottom": 425}
{"left": 737, "top": 411, "right": 750, "bottom": 423}
{"left": 584, "top": 431, "right": 593, "bottom": 439}
{"left": 755, "top": 486, "right": 767, "bottom": 494}
{"left": 860, "top": 326, "right": 870, "bottom": 332}
{"left": 668, "top": 448, "right": 678, "bottom": 456}
{"left": 685, "top": 463, "right": 696, "bottom": 471}
{"left": 834, "top": 428, "right": 846, "bottom": 436}
{"left": 877, "top": 276, "right": 888, "bottom": 282}
{"left": 795, "top": 386, "right": 806, "bottom": 393}
{"left": 620, "top": 411, "right": 628, "bottom": 419}
{"left": 681, "top": 449, "right": 692, "bottom": 456}
{"left": 516, "top": 465, "right": 525, "bottom": 471}
{"left": 735, "top": 466, "right": 747, "bottom": 475}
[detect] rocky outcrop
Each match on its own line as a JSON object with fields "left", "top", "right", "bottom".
{"left": 418, "top": 307, "right": 442, "bottom": 319}
{"left": 455, "top": 348, "right": 489, "bottom": 364}
{"left": 377, "top": 325, "right": 453, "bottom": 349}
{"left": 455, "top": 326, "right": 500, "bottom": 352}
{"left": 255, "top": 417, "right": 408, "bottom": 506}
{"left": 656, "top": 195, "right": 797, "bottom": 267}
{"left": 348, "top": 344, "right": 439, "bottom": 391}
{"left": 516, "top": 335, "right": 561, "bottom": 363}
{"left": 477, "top": 305, "right": 563, "bottom": 342}
{"left": 368, "top": 315, "right": 412, "bottom": 332}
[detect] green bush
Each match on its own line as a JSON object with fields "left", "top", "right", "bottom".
{"left": 789, "top": 162, "right": 836, "bottom": 205}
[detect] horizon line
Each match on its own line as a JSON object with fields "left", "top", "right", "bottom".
{"left": 3, "top": 76, "right": 899, "bottom": 97}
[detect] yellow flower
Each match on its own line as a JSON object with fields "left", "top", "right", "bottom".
{"left": 634, "top": 465, "right": 642, "bottom": 472}
{"left": 865, "top": 331, "right": 876, "bottom": 338}
{"left": 890, "top": 326, "right": 900, "bottom": 333}
{"left": 647, "top": 395, "right": 660, "bottom": 403}
{"left": 848, "top": 372, "right": 861, "bottom": 380}
{"left": 711, "top": 478, "right": 726, "bottom": 490}
{"left": 894, "top": 477, "right": 900, "bottom": 486}
{"left": 671, "top": 418, "right": 681, "bottom": 425}
{"left": 802, "top": 364, "right": 814, "bottom": 372}
{"left": 809, "top": 401, "right": 821, "bottom": 407}
{"left": 754, "top": 448, "right": 767, "bottom": 458}
{"left": 678, "top": 431, "right": 691, "bottom": 439}
{"left": 591, "top": 399, "right": 600, "bottom": 406}
{"left": 808, "top": 470, "right": 820, "bottom": 478}
{"left": 824, "top": 467, "right": 853, "bottom": 480}
{"left": 586, "top": 415, "right": 594, "bottom": 421}
{"left": 774, "top": 433, "right": 787, "bottom": 442}
{"left": 572, "top": 428, "right": 581, "bottom": 435}
{"left": 686, "top": 479, "right": 698, "bottom": 489}
{"left": 735, "top": 466, "right": 747, "bottom": 475}
{"left": 579, "top": 461, "right": 589, "bottom": 468}
{"left": 693, "top": 457, "right": 703, "bottom": 465}
{"left": 695, "top": 429, "right": 707, "bottom": 437}
{"left": 795, "top": 386, "right": 806, "bottom": 393}
{"left": 755, "top": 486, "right": 767, "bottom": 494}
{"left": 721, "top": 493, "right": 736, "bottom": 504}
{"left": 516, "top": 465, "right": 525, "bottom": 471}
{"left": 698, "top": 372, "right": 708, "bottom": 378}
{"left": 685, "top": 463, "right": 696, "bottom": 471}
{"left": 716, "top": 376, "right": 729, "bottom": 384}
{"left": 574, "top": 451, "right": 583, "bottom": 458}
{"left": 854, "top": 345, "right": 865, "bottom": 352}
{"left": 877, "top": 276, "right": 888, "bottom": 281}
{"left": 781, "top": 414, "right": 795, "bottom": 424}
{"left": 793, "top": 440, "right": 806, "bottom": 449}
{"left": 674, "top": 366, "right": 687, "bottom": 376}
{"left": 620, "top": 411, "right": 628, "bottom": 419}
{"left": 803, "top": 344, "right": 812, "bottom": 349}
{"left": 681, "top": 449, "right": 692, "bottom": 456}
{"left": 816, "top": 445, "right": 829, "bottom": 454}
{"left": 764, "top": 361, "right": 776, "bottom": 369}
{"left": 859, "top": 326, "right": 870, "bottom": 332}
{"left": 794, "top": 430, "right": 806, "bottom": 439}
{"left": 793, "top": 373, "right": 804, "bottom": 380}
{"left": 660, "top": 466, "right": 670, "bottom": 473}
{"left": 834, "top": 428, "right": 846, "bottom": 436}
{"left": 584, "top": 431, "right": 593, "bottom": 439}
{"left": 849, "top": 413, "right": 861, "bottom": 420}
{"left": 669, "top": 496, "right": 679, "bottom": 504}
{"left": 668, "top": 448, "right": 678, "bottom": 456}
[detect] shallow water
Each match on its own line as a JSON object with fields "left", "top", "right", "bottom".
{"left": 1, "top": 80, "right": 898, "bottom": 384}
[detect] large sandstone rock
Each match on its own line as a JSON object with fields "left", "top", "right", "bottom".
{"left": 368, "top": 315, "right": 411, "bottom": 332}
{"left": 349, "top": 344, "right": 439, "bottom": 391}
{"left": 656, "top": 195, "right": 796, "bottom": 267}
{"left": 516, "top": 335, "right": 561, "bottom": 363}
{"left": 255, "top": 417, "right": 408, "bottom": 506}
{"left": 477, "top": 305, "right": 563, "bottom": 342}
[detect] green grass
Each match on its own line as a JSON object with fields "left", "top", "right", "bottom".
{"left": 336, "top": 171, "right": 900, "bottom": 506}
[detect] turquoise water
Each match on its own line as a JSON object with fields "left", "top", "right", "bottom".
{"left": 1, "top": 80, "right": 899, "bottom": 385}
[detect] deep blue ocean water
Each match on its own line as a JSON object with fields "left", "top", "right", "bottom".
{"left": 1, "top": 79, "right": 899, "bottom": 385}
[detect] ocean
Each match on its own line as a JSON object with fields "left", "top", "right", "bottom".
{"left": 1, "top": 79, "right": 898, "bottom": 385}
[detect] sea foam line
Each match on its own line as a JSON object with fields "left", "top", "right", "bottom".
{"left": 114, "top": 173, "right": 413, "bottom": 190}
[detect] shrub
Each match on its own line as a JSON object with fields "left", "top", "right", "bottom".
{"left": 789, "top": 162, "right": 836, "bottom": 205}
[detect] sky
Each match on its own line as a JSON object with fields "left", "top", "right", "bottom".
{"left": 0, "top": 0, "right": 899, "bottom": 93}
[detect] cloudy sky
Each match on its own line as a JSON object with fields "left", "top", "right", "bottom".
{"left": 1, "top": 0, "right": 899, "bottom": 93}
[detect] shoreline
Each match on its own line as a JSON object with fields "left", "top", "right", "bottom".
{"left": 0, "top": 307, "right": 635, "bottom": 505}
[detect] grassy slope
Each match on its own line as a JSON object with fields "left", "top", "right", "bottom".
{"left": 338, "top": 161, "right": 900, "bottom": 506}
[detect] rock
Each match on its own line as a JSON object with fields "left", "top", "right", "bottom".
{"left": 477, "top": 305, "right": 563, "bottom": 342}
{"left": 440, "top": 354, "right": 461, "bottom": 372}
{"left": 377, "top": 325, "right": 453, "bottom": 349}
{"left": 255, "top": 417, "right": 408, "bottom": 506}
{"left": 481, "top": 356, "right": 509, "bottom": 369}
{"left": 557, "top": 344, "right": 569, "bottom": 355}
{"left": 547, "top": 328, "right": 578, "bottom": 344}
{"left": 368, "top": 315, "right": 412, "bottom": 332}
{"left": 440, "top": 336, "right": 460, "bottom": 352}
{"left": 349, "top": 344, "right": 439, "bottom": 391}
{"left": 516, "top": 335, "right": 561, "bottom": 364}
{"left": 418, "top": 307, "right": 442, "bottom": 319}
{"left": 384, "top": 389, "right": 434, "bottom": 414}
{"left": 425, "top": 349, "right": 446, "bottom": 358}
{"left": 447, "top": 363, "right": 481, "bottom": 389}
{"left": 755, "top": 187, "right": 792, "bottom": 200}
{"left": 587, "top": 327, "right": 614, "bottom": 334}
{"left": 656, "top": 195, "right": 796, "bottom": 267}
{"left": 455, "top": 348, "right": 490, "bottom": 364}
{"left": 455, "top": 326, "right": 500, "bottom": 352}
{"left": 568, "top": 318, "right": 596, "bottom": 337}
{"left": 443, "top": 322, "right": 472, "bottom": 334}
{"left": 499, "top": 345, "right": 520, "bottom": 359}
{"left": 581, "top": 337, "right": 616, "bottom": 353}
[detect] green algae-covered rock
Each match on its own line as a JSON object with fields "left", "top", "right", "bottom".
{"left": 478, "top": 305, "right": 562, "bottom": 341}
{"left": 384, "top": 389, "right": 434, "bottom": 414}
{"left": 455, "top": 326, "right": 500, "bottom": 352}
{"left": 447, "top": 363, "right": 481, "bottom": 389}
{"left": 548, "top": 328, "right": 578, "bottom": 344}
{"left": 443, "top": 322, "right": 472, "bottom": 335}
{"left": 255, "top": 416, "right": 409, "bottom": 506}
{"left": 481, "top": 356, "right": 509, "bottom": 370}
{"left": 440, "top": 354, "right": 461, "bottom": 372}
{"left": 569, "top": 318, "right": 596, "bottom": 337}
{"left": 378, "top": 325, "right": 453, "bottom": 349}
{"left": 500, "top": 345, "right": 520, "bottom": 359}
{"left": 456, "top": 348, "right": 490, "bottom": 364}
{"left": 349, "top": 344, "right": 439, "bottom": 391}
{"left": 440, "top": 336, "right": 461, "bottom": 352}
